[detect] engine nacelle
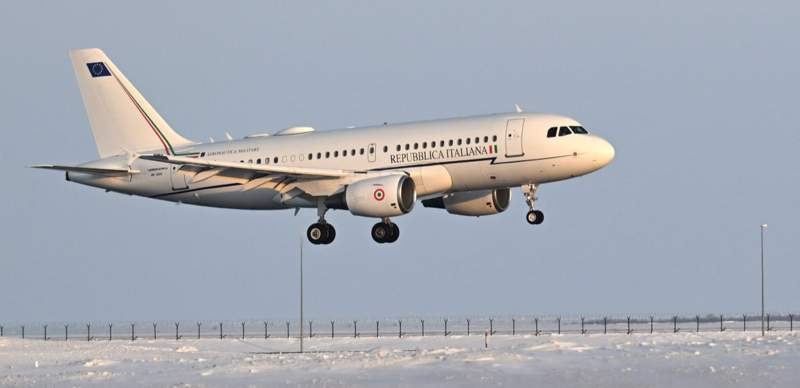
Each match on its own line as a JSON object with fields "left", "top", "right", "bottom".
{"left": 422, "top": 188, "right": 511, "bottom": 216}
{"left": 345, "top": 174, "right": 416, "bottom": 217}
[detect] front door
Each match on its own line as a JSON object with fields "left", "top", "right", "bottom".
{"left": 505, "top": 119, "right": 525, "bottom": 157}
{"left": 170, "top": 165, "right": 189, "bottom": 190}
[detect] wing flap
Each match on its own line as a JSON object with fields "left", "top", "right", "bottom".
{"left": 31, "top": 164, "right": 139, "bottom": 176}
{"left": 141, "top": 154, "right": 353, "bottom": 178}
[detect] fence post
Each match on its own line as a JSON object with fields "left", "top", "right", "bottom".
{"left": 0, "top": 325, "right": 3, "bottom": 337}
{"left": 309, "top": 321, "right": 312, "bottom": 338}
{"left": 490, "top": 318, "right": 494, "bottom": 335}
{"left": 743, "top": 314, "right": 746, "bottom": 332}
{"left": 673, "top": 316, "right": 678, "bottom": 333}
{"left": 421, "top": 320, "right": 425, "bottom": 337}
{"left": 242, "top": 322, "right": 245, "bottom": 340}
{"left": 557, "top": 317, "right": 561, "bottom": 335}
{"left": 65, "top": 324, "right": 69, "bottom": 341}
{"left": 535, "top": 318, "right": 539, "bottom": 336}
{"left": 767, "top": 314, "right": 770, "bottom": 332}
{"left": 44, "top": 324, "right": 47, "bottom": 341}
{"left": 264, "top": 322, "right": 268, "bottom": 339}
{"left": 131, "top": 323, "right": 135, "bottom": 341}
{"left": 513, "top": 318, "right": 516, "bottom": 336}
{"left": 87, "top": 324, "right": 91, "bottom": 341}
{"left": 627, "top": 316, "right": 631, "bottom": 335}
{"left": 696, "top": 315, "right": 700, "bottom": 333}
{"left": 176, "top": 322, "right": 180, "bottom": 340}
{"left": 467, "top": 319, "right": 470, "bottom": 336}
{"left": 198, "top": 322, "right": 202, "bottom": 339}
{"left": 580, "top": 317, "right": 585, "bottom": 335}
{"left": 790, "top": 314, "right": 794, "bottom": 332}
{"left": 153, "top": 322, "right": 157, "bottom": 340}
{"left": 286, "top": 321, "right": 289, "bottom": 339}
{"left": 376, "top": 321, "right": 380, "bottom": 338}
{"left": 354, "top": 320, "right": 358, "bottom": 338}
{"left": 398, "top": 320, "right": 402, "bottom": 338}
{"left": 604, "top": 316, "right": 607, "bottom": 334}
{"left": 331, "top": 321, "right": 335, "bottom": 338}
{"left": 444, "top": 319, "right": 449, "bottom": 336}
{"left": 22, "top": 325, "right": 25, "bottom": 339}
{"left": 108, "top": 324, "right": 112, "bottom": 341}
{"left": 650, "top": 316, "right": 654, "bottom": 334}
{"left": 221, "top": 322, "right": 224, "bottom": 340}
{"left": 720, "top": 315, "right": 724, "bottom": 332}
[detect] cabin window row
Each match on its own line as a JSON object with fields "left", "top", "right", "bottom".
{"left": 394, "top": 135, "right": 497, "bottom": 152}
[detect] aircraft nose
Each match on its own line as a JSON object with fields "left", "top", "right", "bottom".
{"left": 594, "top": 137, "right": 615, "bottom": 166}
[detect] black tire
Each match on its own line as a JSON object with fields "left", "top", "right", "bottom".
{"left": 371, "top": 223, "right": 388, "bottom": 243}
{"left": 526, "top": 210, "right": 542, "bottom": 225}
{"left": 307, "top": 223, "right": 326, "bottom": 244}
{"left": 323, "top": 223, "right": 336, "bottom": 244}
{"left": 385, "top": 223, "right": 400, "bottom": 243}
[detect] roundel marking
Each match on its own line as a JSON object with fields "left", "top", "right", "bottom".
{"left": 373, "top": 188, "right": 385, "bottom": 201}
{"left": 91, "top": 63, "right": 104, "bottom": 75}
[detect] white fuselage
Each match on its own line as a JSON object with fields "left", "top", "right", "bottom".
{"left": 68, "top": 112, "right": 614, "bottom": 210}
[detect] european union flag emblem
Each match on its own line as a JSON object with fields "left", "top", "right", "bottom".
{"left": 86, "top": 62, "right": 111, "bottom": 77}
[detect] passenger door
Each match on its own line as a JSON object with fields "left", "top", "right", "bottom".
{"left": 505, "top": 119, "right": 525, "bottom": 157}
{"left": 170, "top": 164, "right": 189, "bottom": 190}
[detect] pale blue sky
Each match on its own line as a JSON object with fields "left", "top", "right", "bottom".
{"left": 1, "top": 1, "right": 798, "bottom": 322}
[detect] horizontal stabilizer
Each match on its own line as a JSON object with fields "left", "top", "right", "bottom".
{"left": 31, "top": 164, "right": 139, "bottom": 176}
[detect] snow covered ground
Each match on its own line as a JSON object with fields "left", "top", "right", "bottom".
{"left": 1, "top": 331, "right": 797, "bottom": 387}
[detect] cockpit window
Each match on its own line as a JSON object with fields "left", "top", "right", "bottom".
{"left": 546, "top": 127, "right": 557, "bottom": 138}
{"left": 570, "top": 126, "right": 589, "bottom": 134}
{"left": 558, "top": 126, "right": 572, "bottom": 136}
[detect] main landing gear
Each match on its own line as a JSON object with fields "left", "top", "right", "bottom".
{"left": 522, "top": 183, "right": 544, "bottom": 225}
{"left": 371, "top": 218, "right": 400, "bottom": 244}
{"left": 307, "top": 200, "right": 336, "bottom": 245}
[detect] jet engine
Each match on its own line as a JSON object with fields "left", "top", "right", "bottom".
{"left": 422, "top": 188, "right": 510, "bottom": 216}
{"left": 345, "top": 174, "right": 416, "bottom": 217}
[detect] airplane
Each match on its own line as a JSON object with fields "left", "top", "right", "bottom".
{"left": 33, "top": 48, "right": 615, "bottom": 245}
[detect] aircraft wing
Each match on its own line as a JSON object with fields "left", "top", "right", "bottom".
{"left": 140, "top": 154, "right": 356, "bottom": 179}
{"left": 31, "top": 164, "right": 139, "bottom": 176}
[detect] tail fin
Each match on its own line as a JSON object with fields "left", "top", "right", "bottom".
{"left": 69, "top": 48, "right": 193, "bottom": 158}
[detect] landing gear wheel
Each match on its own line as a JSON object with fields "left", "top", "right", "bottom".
{"left": 526, "top": 210, "right": 544, "bottom": 225}
{"left": 371, "top": 222, "right": 389, "bottom": 243}
{"left": 307, "top": 222, "right": 336, "bottom": 244}
{"left": 307, "top": 223, "right": 326, "bottom": 244}
{"left": 323, "top": 223, "right": 336, "bottom": 244}
{"left": 386, "top": 223, "right": 400, "bottom": 243}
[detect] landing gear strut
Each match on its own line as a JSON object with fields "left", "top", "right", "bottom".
{"left": 371, "top": 218, "right": 400, "bottom": 244}
{"left": 522, "top": 183, "right": 544, "bottom": 225}
{"left": 307, "top": 200, "right": 336, "bottom": 245}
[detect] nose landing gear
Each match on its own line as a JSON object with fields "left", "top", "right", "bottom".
{"left": 371, "top": 219, "right": 400, "bottom": 244}
{"left": 522, "top": 184, "right": 544, "bottom": 225}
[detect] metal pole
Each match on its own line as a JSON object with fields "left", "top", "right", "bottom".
{"left": 300, "top": 235, "right": 304, "bottom": 353}
{"left": 761, "top": 224, "right": 767, "bottom": 337}
{"left": 153, "top": 322, "right": 157, "bottom": 340}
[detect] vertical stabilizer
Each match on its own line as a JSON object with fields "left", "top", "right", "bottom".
{"left": 69, "top": 48, "right": 193, "bottom": 157}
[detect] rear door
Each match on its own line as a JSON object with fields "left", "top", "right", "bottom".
{"left": 505, "top": 118, "right": 525, "bottom": 157}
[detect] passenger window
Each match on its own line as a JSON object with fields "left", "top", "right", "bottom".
{"left": 431, "top": 141, "right": 436, "bottom": 148}
{"left": 273, "top": 157, "right": 278, "bottom": 163}
{"left": 396, "top": 145, "right": 401, "bottom": 151}
{"left": 369, "top": 147, "right": 374, "bottom": 154}
{"left": 492, "top": 135, "right": 497, "bottom": 142}
{"left": 466, "top": 138, "right": 471, "bottom": 145}
{"left": 483, "top": 136, "right": 488, "bottom": 143}
{"left": 350, "top": 149, "right": 355, "bottom": 156}
{"left": 440, "top": 140, "right": 445, "bottom": 147}
{"left": 359, "top": 148, "right": 364, "bottom": 155}
{"left": 265, "top": 157, "right": 270, "bottom": 164}
{"left": 547, "top": 127, "right": 557, "bottom": 138}
{"left": 422, "top": 142, "right": 427, "bottom": 149}
{"left": 334, "top": 151, "right": 339, "bottom": 157}
{"left": 383, "top": 145, "right": 388, "bottom": 152}
{"left": 558, "top": 126, "right": 572, "bottom": 136}
{"left": 448, "top": 140, "right": 454, "bottom": 146}
{"left": 457, "top": 139, "right": 462, "bottom": 145}
{"left": 256, "top": 158, "right": 261, "bottom": 164}
{"left": 414, "top": 143, "right": 419, "bottom": 150}
{"left": 475, "top": 137, "right": 480, "bottom": 144}
{"left": 307, "top": 153, "right": 313, "bottom": 160}
{"left": 325, "top": 152, "right": 330, "bottom": 158}
{"left": 405, "top": 144, "right": 410, "bottom": 150}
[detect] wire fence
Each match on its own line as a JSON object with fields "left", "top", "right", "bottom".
{"left": 1, "top": 313, "right": 795, "bottom": 341}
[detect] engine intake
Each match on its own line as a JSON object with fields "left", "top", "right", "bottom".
{"left": 345, "top": 174, "right": 416, "bottom": 217}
